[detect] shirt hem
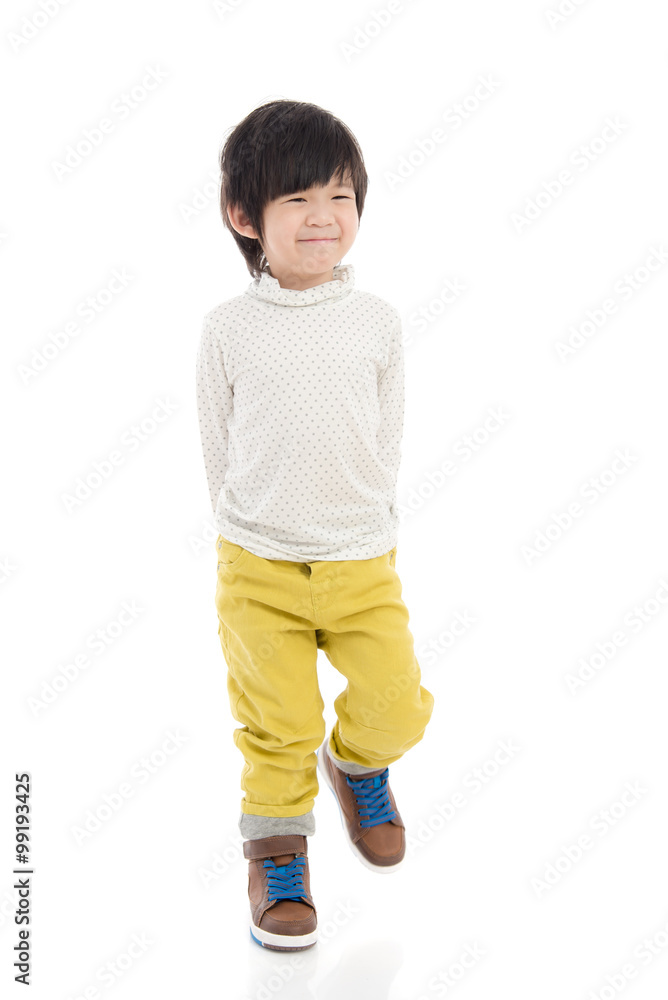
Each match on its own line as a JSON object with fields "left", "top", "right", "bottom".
{"left": 213, "top": 520, "right": 398, "bottom": 562}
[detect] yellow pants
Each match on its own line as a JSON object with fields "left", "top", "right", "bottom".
{"left": 214, "top": 534, "right": 434, "bottom": 836}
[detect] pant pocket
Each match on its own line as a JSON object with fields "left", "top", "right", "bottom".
{"left": 216, "top": 534, "right": 248, "bottom": 568}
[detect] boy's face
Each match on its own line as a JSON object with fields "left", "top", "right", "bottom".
{"left": 229, "top": 172, "right": 359, "bottom": 291}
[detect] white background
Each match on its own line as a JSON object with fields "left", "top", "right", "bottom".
{"left": 2, "top": 0, "right": 668, "bottom": 997}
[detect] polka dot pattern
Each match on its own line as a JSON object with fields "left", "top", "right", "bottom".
{"left": 195, "top": 264, "right": 404, "bottom": 561}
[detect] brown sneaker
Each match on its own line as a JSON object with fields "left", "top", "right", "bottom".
{"left": 317, "top": 736, "right": 405, "bottom": 873}
{"left": 243, "top": 834, "right": 317, "bottom": 951}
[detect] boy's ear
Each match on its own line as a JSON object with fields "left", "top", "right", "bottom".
{"left": 227, "top": 202, "right": 259, "bottom": 240}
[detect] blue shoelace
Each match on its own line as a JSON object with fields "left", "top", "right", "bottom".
{"left": 346, "top": 769, "right": 397, "bottom": 827}
{"left": 262, "top": 856, "right": 307, "bottom": 902}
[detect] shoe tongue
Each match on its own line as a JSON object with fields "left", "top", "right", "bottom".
{"left": 352, "top": 770, "right": 383, "bottom": 784}
{"left": 271, "top": 854, "right": 295, "bottom": 866}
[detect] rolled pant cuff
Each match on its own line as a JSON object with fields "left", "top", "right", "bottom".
{"left": 239, "top": 810, "right": 315, "bottom": 839}
{"left": 328, "top": 752, "right": 386, "bottom": 775}
{"left": 328, "top": 734, "right": 391, "bottom": 775}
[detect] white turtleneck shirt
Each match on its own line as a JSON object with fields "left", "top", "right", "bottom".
{"left": 195, "top": 264, "right": 404, "bottom": 561}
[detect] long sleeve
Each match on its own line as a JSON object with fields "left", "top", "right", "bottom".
{"left": 376, "top": 315, "right": 405, "bottom": 487}
{"left": 195, "top": 318, "right": 234, "bottom": 517}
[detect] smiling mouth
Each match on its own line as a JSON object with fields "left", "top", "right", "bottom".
{"left": 299, "top": 238, "right": 338, "bottom": 242}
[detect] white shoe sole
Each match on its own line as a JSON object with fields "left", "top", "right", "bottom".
{"left": 250, "top": 922, "right": 318, "bottom": 950}
{"left": 316, "top": 738, "right": 404, "bottom": 874}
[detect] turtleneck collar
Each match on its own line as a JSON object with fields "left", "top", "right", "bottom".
{"left": 245, "top": 264, "right": 354, "bottom": 307}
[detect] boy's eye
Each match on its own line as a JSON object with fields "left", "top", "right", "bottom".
{"left": 287, "top": 195, "right": 352, "bottom": 202}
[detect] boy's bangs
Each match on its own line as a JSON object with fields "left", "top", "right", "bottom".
{"left": 263, "top": 137, "right": 356, "bottom": 203}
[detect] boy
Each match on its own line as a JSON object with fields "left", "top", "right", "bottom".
{"left": 196, "top": 99, "right": 434, "bottom": 952}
